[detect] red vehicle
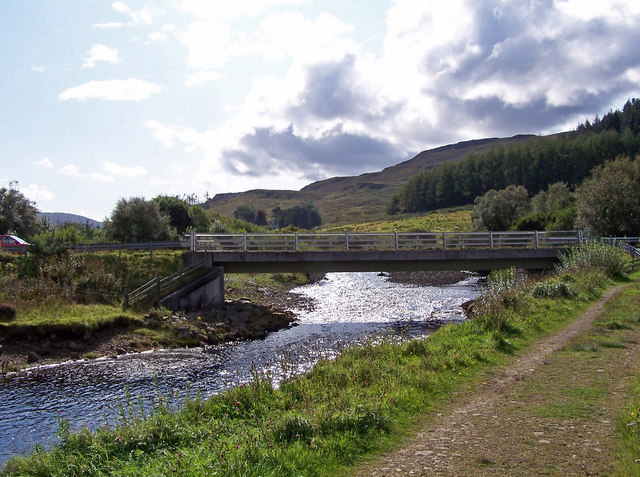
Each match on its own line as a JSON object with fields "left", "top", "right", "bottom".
{"left": 0, "top": 235, "right": 30, "bottom": 254}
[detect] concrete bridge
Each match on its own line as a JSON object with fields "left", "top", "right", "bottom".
{"left": 169, "top": 231, "right": 583, "bottom": 310}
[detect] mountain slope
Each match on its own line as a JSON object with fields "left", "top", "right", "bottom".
{"left": 39, "top": 212, "right": 102, "bottom": 228}
{"left": 204, "top": 134, "right": 537, "bottom": 226}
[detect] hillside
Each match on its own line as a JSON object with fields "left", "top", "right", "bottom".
{"left": 38, "top": 212, "right": 102, "bottom": 228}
{"left": 203, "top": 134, "right": 537, "bottom": 226}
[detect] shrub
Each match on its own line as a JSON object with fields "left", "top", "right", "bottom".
{"left": 557, "top": 242, "right": 630, "bottom": 278}
{"left": 0, "top": 303, "right": 16, "bottom": 322}
{"left": 531, "top": 279, "right": 574, "bottom": 299}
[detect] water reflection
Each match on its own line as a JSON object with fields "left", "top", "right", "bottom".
{"left": 0, "top": 272, "right": 478, "bottom": 464}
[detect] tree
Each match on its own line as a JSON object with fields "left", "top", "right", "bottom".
{"left": 188, "top": 205, "right": 212, "bottom": 232}
{"left": 576, "top": 155, "right": 640, "bottom": 236}
{"left": 104, "top": 197, "right": 173, "bottom": 243}
{"left": 0, "top": 182, "right": 39, "bottom": 238}
{"left": 273, "top": 202, "right": 322, "bottom": 229}
{"left": 531, "top": 182, "right": 573, "bottom": 214}
{"left": 153, "top": 195, "right": 192, "bottom": 235}
{"left": 255, "top": 209, "right": 268, "bottom": 226}
{"left": 234, "top": 205, "right": 257, "bottom": 223}
{"left": 471, "top": 185, "right": 529, "bottom": 231}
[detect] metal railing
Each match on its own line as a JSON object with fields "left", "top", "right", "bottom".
{"left": 72, "top": 240, "right": 187, "bottom": 253}
{"left": 125, "top": 257, "right": 206, "bottom": 307}
{"left": 188, "top": 230, "right": 583, "bottom": 253}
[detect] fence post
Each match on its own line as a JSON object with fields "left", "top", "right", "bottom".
{"left": 490, "top": 231, "right": 494, "bottom": 249}
{"left": 442, "top": 232, "right": 447, "bottom": 251}
{"left": 295, "top": 232, "right": 299, "bottom": 252}
{"left": 535, "top": 231, "right": 539, "bottom": 249}
{"left": 345, "top": 232, "right": 349, "bottom": 251}
{"left": 190, "top": 231, "right": 196, "bottom": 252}
{"left": 395, "top": 231, "right": 399, "bottom": 251}
{"left": 243, "top": 232, "right": 247, "bottom": 252}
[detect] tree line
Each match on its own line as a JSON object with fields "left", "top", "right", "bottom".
{"left": 388, "top": 99, "right": 640, "bottom": 215}
{"left": 233, "top": 202, "right": 323, "bottom": 230}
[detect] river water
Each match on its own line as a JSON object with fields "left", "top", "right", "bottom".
{"left": 0, "top": 272, "right": 479, "bottom": 465}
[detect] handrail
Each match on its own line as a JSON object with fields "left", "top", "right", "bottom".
{"left": 187, "top": 230, "right": 583, "bottom": 253}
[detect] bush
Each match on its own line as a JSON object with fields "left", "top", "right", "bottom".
{"left": 0, "top": 303, "right": 16, "bottom": 322}
{"left": 531, "top": 279, "right": 574, "bottom": 298}
{"left": 557, "top": 242, "right": 630, "bottom": 278}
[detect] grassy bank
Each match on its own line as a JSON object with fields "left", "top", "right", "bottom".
{"left": 1, "top": 244, "right": 630, "bottom": 476}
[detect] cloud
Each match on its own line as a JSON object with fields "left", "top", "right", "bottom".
{"left": 59, "top": 163, "right": 115, "bottom": 183}
{"left": 20, "top": 184, "right": 54, "bottom": 205}
{"left": 222, "top": 125, "right": 404, "bottom": 180}
{"left": 185, "top": 70, "right": 223, "bottom": 87}
{"left": 30, "top": 65, "right": 46, "bottom": 73}
{"left": 92, "top": 22, "right": 125, "bottom": 29}
{"left": 102, "top": 161, "right": 148, "bottom": 177}
{"left": 112, "top": 1, "right": 152, "bottom": 24}
{"left": 35, "top": 158, "right": 54, "bottom": 169}
{"left": 146, "top": 0, "right": 640, "bottom": 196}
{"left": 82, "top": 44, "right": 120, "bottom": 68}
{"left": 59, "top": 78, "right": 161, "bottom": 101}
{"left": 148, "top": 32, "right": 167, "bottom": 41}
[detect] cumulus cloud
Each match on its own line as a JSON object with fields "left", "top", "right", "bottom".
{"left": 30, "top": 65, "right": 46, "bottom": 73}
{"left": 59, "top": 78, "right": 161, "bottom": 101}
{"left": 82, "top": 44, "right": 120, "bottom": 68}
{"left": 20, "top": 184, "right": 53, "bottom": 205}
{"left": 112, "top": 1, "right": 152, "bottom": 24}
{"left": 222, "top": 125, "right": 404, "bottom": 179}
{"left": 35, "top": 158, "right": 54, "bottom": 169}
{"left": 102, "top": 161, "right": 147, "bottom": 177}
{"left": 145, "top": 0, "right": 640, "bottom": 193}
{"left": 92, "top": 22, "right": 125, "bottom": 29}
{"left": 59, "top": 163, "right": 115, "bottom": 183}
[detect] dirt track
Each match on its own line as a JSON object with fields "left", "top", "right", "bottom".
{"left": 353, "top": 285, "right": 639, "bottom": 476}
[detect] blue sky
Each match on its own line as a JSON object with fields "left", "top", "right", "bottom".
{"left": 2, "top": 0, "right": 640, "bottom": 221}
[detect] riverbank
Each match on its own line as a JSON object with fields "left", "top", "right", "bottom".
{"left": 0, "top": 272, "right": 318, "bottom": 373}
{"left": 1, "top": 260, "right": 628, "bottom": 475}
{"left": 354, "top": 280, "right": 640, "bottom": 475}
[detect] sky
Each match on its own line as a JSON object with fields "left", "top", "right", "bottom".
{"left": 2, "top": 0, "right": 640, "bottom": 221}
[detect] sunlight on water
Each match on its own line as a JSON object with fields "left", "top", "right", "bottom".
{"left": 0, "top": 272, "right": 479, "bottom": 465}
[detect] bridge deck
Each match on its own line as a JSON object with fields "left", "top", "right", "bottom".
{"left": 186, "top": 248, "right": 563, "bottom": 273}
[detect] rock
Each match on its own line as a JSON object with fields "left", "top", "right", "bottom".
{"left": 460, "top": 299, "right": 477, "bottom": 317}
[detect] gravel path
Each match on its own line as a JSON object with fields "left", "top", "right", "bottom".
{"left": 353, "top": 285, "right": 637, "bottom": 476}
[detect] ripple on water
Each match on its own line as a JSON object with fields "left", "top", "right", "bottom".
{"left": 0, "top": 272, "right": 479, "bottom": 465}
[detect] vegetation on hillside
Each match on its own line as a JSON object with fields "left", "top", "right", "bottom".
{"left": 389, "top": 99, "right": 640, "bottom": 215}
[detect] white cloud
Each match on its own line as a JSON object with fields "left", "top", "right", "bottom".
{"left": 59, "top": 164, "right": 81, "bottom": 177}
{"left": 92, "top": 22, "right": 125, "bottom": 29}
{"left": 59, "top": 78, "right": 161, "bottom": 101}
{"left": 82, "top": 44, "right": 120, "bottom": 68}
{"left": 59, "top": 163, "right": 115, "bottom": 183}
{"left": 148, "top": 32, "right": 167, "bottom": 41}
{"left": 185, "top": 70, "right": 223, "bottom": 86}
{"left": 112, "top": 1, "right": 152, "bottom": 24}
{"left": 20, "top": 184, "right": 54, "bottom": 205}
{"left": 30, "top": 65, "right": 46, "bottom": 73}
{"left": 35, "top": 158, "right": 54, "bottom": 169}
{"left": 102, "top": 161, "right": 148, "bottom": 177}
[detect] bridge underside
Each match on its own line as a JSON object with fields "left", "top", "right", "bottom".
{"left": 186, "top": 248, "right": 564, "bottom": 274}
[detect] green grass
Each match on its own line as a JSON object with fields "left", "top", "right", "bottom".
{"left": 0, "top": 267, "right": 618, "bottom": 476}
{"left": 317, "top": 208, "right": 472, "bottom": 233}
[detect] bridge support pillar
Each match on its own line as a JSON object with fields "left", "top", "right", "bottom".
{"left": 158, "top": 266, "right": 225, "bottom": 311}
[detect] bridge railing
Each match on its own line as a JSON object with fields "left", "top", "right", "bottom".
{"left": 189, "top": 230, "right": 583, "bottom": 253}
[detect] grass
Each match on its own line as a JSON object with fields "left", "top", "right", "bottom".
{"left": 317, "top": 208, "right": 472, "bottom": 233}
{"left": 0, "top": 266, "right": 619, "bottom": 476}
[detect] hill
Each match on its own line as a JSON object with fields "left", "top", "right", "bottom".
{"left": 38, "top": 212, "right": 102, "bottom": 228}
{"left": 203, "top": 134, "right": 537, "bottom": 226}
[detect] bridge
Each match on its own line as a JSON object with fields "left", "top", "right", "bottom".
{"left": 158, "top": 230, "right": 582, "bottom": 310}
{"left": 184, "top": 230, "right": 583, "bottom": 273}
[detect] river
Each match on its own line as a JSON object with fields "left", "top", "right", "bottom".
{"left": 0, "top": 272, "right": 479, "bottom": 465}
